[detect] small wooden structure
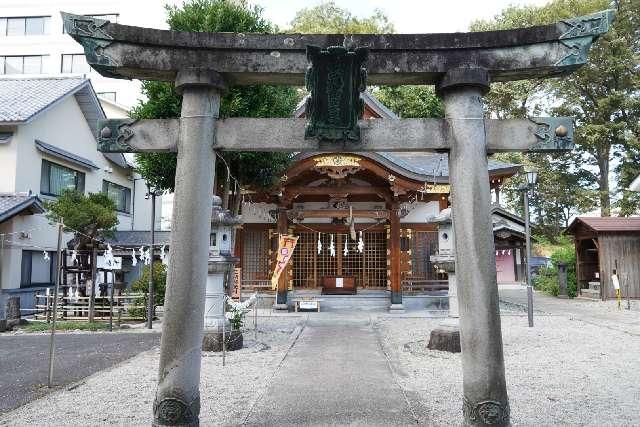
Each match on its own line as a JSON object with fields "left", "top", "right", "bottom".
{"left": 565, "top": 217, "right": 640, "bottom": 300}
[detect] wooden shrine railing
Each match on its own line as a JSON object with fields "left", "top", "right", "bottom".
{"left": 402, "top": 279, "right": 449, "bottom": 294}
{"left": 27, "top": 293, "right": 148, "bottom": 322}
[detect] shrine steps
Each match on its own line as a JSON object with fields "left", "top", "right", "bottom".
{"left": 250, "top": 290, "right": 450, "bottom": 314}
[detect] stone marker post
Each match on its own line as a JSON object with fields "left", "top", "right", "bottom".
{"left": 438, "top": 68, "right": 510, "bottom": 426}
{"left": 153, "top": 70, "right": 225, "bottom": 427}
{"left": 557, "top": 262, "right": 568, "bottom": 298}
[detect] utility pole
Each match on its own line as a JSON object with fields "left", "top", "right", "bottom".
{"left": 48, "top": 220, "right": 64, "bottom": 387}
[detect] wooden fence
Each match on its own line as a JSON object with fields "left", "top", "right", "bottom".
{"left": 28, "top": 293, "right": 148, "bottom": 322}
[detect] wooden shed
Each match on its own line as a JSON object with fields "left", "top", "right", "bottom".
{"left": 565, "top": 217, "right": 640, "bottom": 300}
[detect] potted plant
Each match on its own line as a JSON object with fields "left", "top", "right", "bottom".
{"left": 223, "top": 294, "right": 257, "bottom": 350}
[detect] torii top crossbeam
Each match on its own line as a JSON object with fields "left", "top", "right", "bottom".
{"left": 62, "top": 10, "right": 613, "bottom": 86}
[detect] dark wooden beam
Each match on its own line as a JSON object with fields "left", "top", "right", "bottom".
{"left": 288, "top": 209, "right": 389, "bottom": 220}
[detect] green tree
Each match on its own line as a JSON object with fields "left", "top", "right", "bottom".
{"left": 133, "top": 0, "right": 300, "bottom": 210}
{"left": 471, "top": 0, "right": 640, "bottom": 218}
{"left": 132, "top": 261, "right": 167, "bottom": 307}
{"left": 372, "top": 85, "right": 444, "bottom": 118}
{"left": 289, "top": 1, "right": 393, "bottom": 33}
{"left": 45, "top": 190, "right": 118, "bottom": 247}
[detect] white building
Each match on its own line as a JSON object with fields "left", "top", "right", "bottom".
{"left": 0, "top": 77, "right": 159, "bottom": 310}
{"left": 0, "top": 0, "right": 177, "bottom": 108}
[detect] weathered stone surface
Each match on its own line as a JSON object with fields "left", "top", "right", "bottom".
{"left": 6, "top": 297, "right": 20, "bottom": 321}
{"left": 97, "top": 117, "right": 575, "bottom": 153}
{"left": 442, "top": 72, "right": 509, "bottom": 426}
{"left": 153, "top": 77, "right": 221, "bottom": 427}
{"left": 427, "top": 326, "right": 461, "bottom": 353}
{"left": 202, "top": 330, "right": 243, "bottom": 352}
{"left": 61, "top": 10, "right": 613, "bottom": 85}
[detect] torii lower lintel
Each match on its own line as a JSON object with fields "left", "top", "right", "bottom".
{"left": 97, "top": 116, "right": 574, "bottom": 154}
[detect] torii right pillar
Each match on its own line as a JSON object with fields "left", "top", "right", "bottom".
{"left": 437, "top": 68, "right": 510, "bottom": 426}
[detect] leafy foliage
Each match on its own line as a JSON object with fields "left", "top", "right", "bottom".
{"left": 372, "top": 86, "right": 444, "bottom": 118}
{"left": 533, "top": 240, "right": 577, "bottom": 298}
{"left": 289, "top": 1, "right": 393, "bottom": 33}
{"left": 132, "top": 0, "right": 301, "bottom": 193}
{"left": 472, "top": 0, "right": 640, "bottom": 219}
{"left": 130, "top": 261, "right": 167, "bottom": 320}
{"left": 131, "top": 261, "right": 167, "bottom": 307}
{"left": 45, "top": 190, "right": 118, "bottom": 246}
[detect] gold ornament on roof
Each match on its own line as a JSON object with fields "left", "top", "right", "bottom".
{"left": 313, "top": 155, "right": 361, "bottom": 168}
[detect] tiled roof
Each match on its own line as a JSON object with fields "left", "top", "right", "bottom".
{"left": 566, "top": 217, "right": 640, "bottom": 234}
{"left": 0, "top": 192, "right": 45, "bottom": 223}
{"left": 0, "top": 77, "right": 87, "bottom": 123}
{"left": 105, "top": 231, "right": 172, "bottom": 247}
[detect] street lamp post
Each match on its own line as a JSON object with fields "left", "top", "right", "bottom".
{"left": 522, "top": 170, "right": 538, "bottom": 328}
{"left": 145, "top": 186, "right": 160, "bottom": 329}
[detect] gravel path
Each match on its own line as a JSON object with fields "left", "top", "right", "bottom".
{"left": 0, "top": 317, "right": 301, "bottom": 427}
{"left": 376, "top": 313, "right": 640, "bottom": 426}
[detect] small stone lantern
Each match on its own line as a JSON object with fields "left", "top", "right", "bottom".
{"left": 202, "top": 196, "right": 242, "bottom": 352}
{"left": 428, "top": 207, "right": 461, "bottom": 353}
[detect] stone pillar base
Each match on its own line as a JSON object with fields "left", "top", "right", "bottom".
{"left": 273, "top": 303, "right": 288, "bottom": 311}
{"left": 202, "top": 330, "right": 243, "bottom": 352}
{"left": 389, "top": 303, "right": 405, "bottom": 313}
{"left": 427, "top": 324, "right": 461, "bottom": 353}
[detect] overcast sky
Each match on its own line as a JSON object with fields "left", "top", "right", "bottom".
{"left": 252, "top": 0, "right": 551, "bottom": 33}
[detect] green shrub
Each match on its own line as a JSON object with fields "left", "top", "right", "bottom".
{"left": 130, "top": 261, "right": 167, "bottom": 319}
{"left": 533, "top": 242, "right": 577, "bottom": 298}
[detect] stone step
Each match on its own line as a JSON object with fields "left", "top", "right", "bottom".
{"left": 250, "top": 293, "right": 449, "bottom": 312}
{"left": 580, "top": 288, "right": 601, "bottom": 300}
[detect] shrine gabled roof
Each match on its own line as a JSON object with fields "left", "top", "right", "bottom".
{"left": 292, "top": 152, "right": 519, "bottom": 183}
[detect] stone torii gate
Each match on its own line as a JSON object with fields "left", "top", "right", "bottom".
{"left": 63, "top": 10, "right": 612, "bottom": 426}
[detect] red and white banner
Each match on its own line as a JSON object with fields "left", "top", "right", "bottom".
{"left": 271, "top": 235, "right": 298, "bottom": 290}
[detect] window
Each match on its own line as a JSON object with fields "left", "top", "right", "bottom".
{"left": 0, "top": 55, "right": 45, "bottom": 74}
{"left": 97, "top": 92, "right": 117, "bottom": 102}
{"left": 0, "top": 16, "right": 50, "bottom": 36}
{"left": 21, "top": 250, "right": 57, "bottom": 288}
{"left": 103, "top": 180, "right": 131, "bottom": 213}
{"left": 40, "top": 160, "right": 85, "bottom": 196}
{"left": 61, "top": 54, "right": 91, "bottom": 74}
{"left": 63, "top": 14, "right": 118, "bottom": 34}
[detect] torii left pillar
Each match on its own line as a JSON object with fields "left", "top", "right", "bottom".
{"left": 153, "top": 70, "right": 225, "bottom": 427}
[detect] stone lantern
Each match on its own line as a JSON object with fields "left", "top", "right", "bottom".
{"left": 428, "top": 207, "right": 461, "bottom": 353}
{"left": 202, "top": 196, "right": 242, "bottom": 351}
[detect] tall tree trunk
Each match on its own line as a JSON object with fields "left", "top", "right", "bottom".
{"left": 597, "top": 150, "right": 611, "bottom": 216}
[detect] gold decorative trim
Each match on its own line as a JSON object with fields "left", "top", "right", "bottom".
{"left": 313, "top": 155, "right": 361, "bottom": 167}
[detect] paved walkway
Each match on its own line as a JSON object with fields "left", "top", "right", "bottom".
{"left": 244, "top": 315, "right": 417, "bottom": 426}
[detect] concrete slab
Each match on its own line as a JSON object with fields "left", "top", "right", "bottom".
{"left": 244, "top": 315, "right": 417, "bottom": 426}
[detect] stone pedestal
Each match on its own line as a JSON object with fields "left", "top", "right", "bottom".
{"left": 6, "top": 297, "right": 20, "bottom": 329}
{"left": 427, "top": 324, "right": 461, "bottom": 353}
{"left": 389, "top": 303, "right": 405, "bottom": 313}
{"left": 202, "top": 330, "right": 243, "bottom": 352}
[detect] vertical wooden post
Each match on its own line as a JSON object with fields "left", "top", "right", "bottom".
{"left": 389, "top": 205, "right": 403, "bottom": 311}
{"left": 88, "top": 247, "right": 97, "bottom": 323}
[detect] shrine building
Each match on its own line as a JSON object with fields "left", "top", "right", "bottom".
{"left": 234, "top": 93, "right": 526, "bottom": 307}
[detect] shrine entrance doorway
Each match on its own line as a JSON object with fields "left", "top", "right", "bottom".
{"left": 291, "top": 230, "right": 388, "bottom": 290}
